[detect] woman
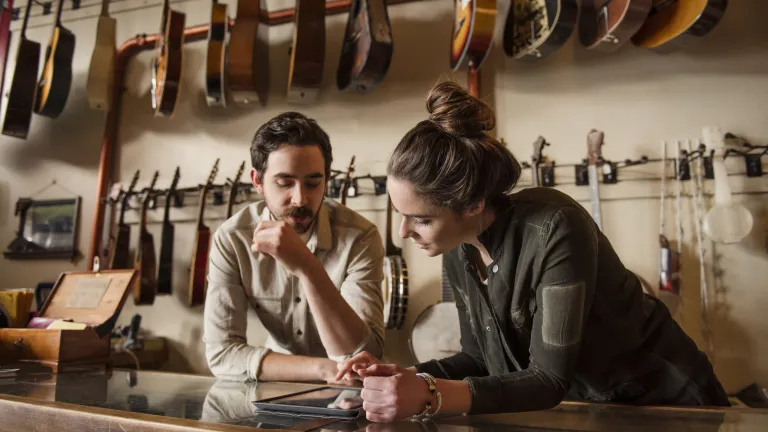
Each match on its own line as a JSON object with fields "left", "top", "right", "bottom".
{"left": 336, "top": 81, "right": 729, "bottom": 423}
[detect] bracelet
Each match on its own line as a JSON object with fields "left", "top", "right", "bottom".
{"left": 411, "top": 372, "right": 442, "bottom": 421}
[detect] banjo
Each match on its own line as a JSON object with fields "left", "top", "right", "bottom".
{"left": 409, "top": 258, "right": 461, "bottom": 363}
{"left": 382, "top": 195, "right": 408, "bottom": 330}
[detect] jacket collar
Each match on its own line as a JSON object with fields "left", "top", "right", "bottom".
{"left": 475, "top": 197, "right": 515, "bottom": 259}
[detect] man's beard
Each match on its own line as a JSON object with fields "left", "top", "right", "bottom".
{"left": 268, "top": 203, "right": 317, "bottom": 235}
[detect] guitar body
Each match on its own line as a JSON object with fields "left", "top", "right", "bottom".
{"left": 579, "top": 0, "right": 652, "bottom": 52}
{"left": 287, "top": 0, "right": 325, "bottom": 104}
{"left": 631, "top": 0, "right": 728, "bottom": 52}
{"left": 109, "top": 224, "right": 131, "bottom": 269}
{"left": 503, "top": 0, "right": 579, "bottom": 61}
{"left": 409, "top": 263, "right": 459, "bottom": 363}
{"left": 152, "top": 10, "right": 186, "bottom": 116}
{"left": 188, "top": 226, "right": 211, "bottom": 306}
{"left": 451, "top": 0, "right": 496, "bottom": 70}
{"left": 35, "top": 26, "right": 75, "bottom": 118}
{"left": 337, "top": 0, "right": 393, "bottom": 93}
{"left": 134, "top": 230, "right": 157, "bottom": 305}
{"left": 157, "top": 221, "right": 175, "bottom": 294}
{"left": 87, "top": 16, "right": 116, "bottom": 111}
{"left": 227, "top": 0, "right": 266, "bottom": 106}
{"left": 205, "top": 2, "right": 228, "bottom": 107}
{"left": 2, "top": 38, "right": 40, "bottom": 139}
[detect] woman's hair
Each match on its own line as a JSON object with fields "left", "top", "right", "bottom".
{"left": 387, "top": 81, "right": 521, "bottom": 212}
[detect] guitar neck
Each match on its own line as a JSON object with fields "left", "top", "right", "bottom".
{"left": 20, "top": 0, "right": 33, "bottom": 38}
{"left": 54, "top": 0, "right": 65, "bottom": 25}
{"left": 226, "top": 186, "right": 237, "bottom": 219}
{"left": 100, "top": 0, "right": 111, "bottom": 17}
{"left": 118, "top": 195, "right": 131, "bottom": 225}
{"left": 139, "top": 195, "right": 151, "bottom": 232}
{"left": 196, "top": 188, "right": 209, "bottom": 228}
{"left": 587, "top": 165, "right": 602, "bottom": 231}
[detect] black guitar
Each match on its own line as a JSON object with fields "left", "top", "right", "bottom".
{"left": 34, "top": 0, "right": 76, "bottom": 118}
{"left": 337, "top": 0, "right": 393, "bottom": 93}
{"left": 157, "top": 167, "right": 181, "bottom": 295}
{"left": 1, "top": 0, "right": 39, "bottom": 139}
{"left": 108, "top": 170, "right": 141, "bottom": 270}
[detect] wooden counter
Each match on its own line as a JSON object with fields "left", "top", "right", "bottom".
{"left": 0, "top": 368, "right": 765, "bottom": 431}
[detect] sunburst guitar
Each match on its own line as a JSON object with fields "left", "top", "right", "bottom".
{"left": 631, "top": 0, "right": 729, "bottom": 52}
{"left": 503, "top": 0, "right": 579, "bottom": 60}
{"left": 450, "top": 0, "right": 497, "bottom": 71}
{"left": 579, "top": 0, "right": 652, "bottom": 52}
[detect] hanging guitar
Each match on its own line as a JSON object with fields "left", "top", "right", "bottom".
{"left": 134, "top": 171, "right": 160, "bottom": 305}
{"left": 503, "top": 0, "right": 579, "bottom": 60}
{"left": 337, "top": 0, "right": 393, "bottom": 93}
{"left": 530, "top": 136, "right": 550, "bottom": 187}
{"left": 157, "top": 167, "right": 181, "bottom": 295}
{"left": 632, "top": 0, "right": 729, "bottom": 52}
{"left": 340, "top": 156, "right": 355, "bottom": 206}
{"left": 451, "top": 0, "right": 496, "bottom": 71}
{"left": 0, "top": 0, "right": 13, "bottom": 121}
{"left": 34, "top": 0, "right": 75, "bottom": 118}
{"left": 205, "top": 0, "right": 228, "bottom": 107}
{"left": 1, "top": 0, "right": 39, "bottom": 139}
{"left": 227, "top": 0, "right": 268, "bottom": 106}
{"left": 579, "top": 0, "right": 652, "bottom": 52}
{"left": 151, "top": 0, "right": 186, "bottom": 116}
{"left": 287, "top": 0, "right": 325, "bottom": 103}
{"left": 87, "top": 0, "right": 116, "bottom": 111}
{"left": 188, "top": 159, "right": 220, "bottom": 307}
{"left": 382, "top": 195, "right": 408, "bottom": 330}
{"left": 226, "top": 161, "right": 246, "bottom": 219}
{"left": 108, "top": 170, "right": 141, "bottom": 270}
{"left": 409, "top": 257, "right": 461, "bottom": 363}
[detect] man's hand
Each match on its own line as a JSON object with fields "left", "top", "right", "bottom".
{"left": 335, "top": 351, "right": 383, "bottom": 383}
{"left": 251, "top": 220, "right": 316, "bottom": 276}
{"left": 316, "top": 358, "right": 362, "bottom": 387}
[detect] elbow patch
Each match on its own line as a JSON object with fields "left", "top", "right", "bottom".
{"left": 541, "top": 282, "right": 586, "bottom": 347}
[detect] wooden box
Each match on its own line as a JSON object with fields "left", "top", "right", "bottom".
{"left": 0, "top": 269, "right": 136, "bottom": 372}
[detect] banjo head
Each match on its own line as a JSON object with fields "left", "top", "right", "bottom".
{"left": 409, "top": 302, "right": 461, "bottom": 364}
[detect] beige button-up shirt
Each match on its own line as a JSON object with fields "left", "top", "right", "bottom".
{"left": 203, "top": 199, "right": 385, "bottom": 381}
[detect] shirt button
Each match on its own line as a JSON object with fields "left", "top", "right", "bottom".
{"left": 492, "top": 264, "right": 499, "bottom": 274}
{"left": 296, "top": 330, "right": 302, "bottom": 336}
{"left": 295, "top": 297, "right": 301, "bottom": 303}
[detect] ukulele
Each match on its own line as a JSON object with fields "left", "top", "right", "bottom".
{"left": 226, "top": 161, "right": 246, "bottom": 219}
{"left": 579, "top": 0, "right": 652, "bottom": 52}
{"left": 586, "top": 129, "right": 605, "bottom": 231}
{"left": 337, "top": 0, "right": 393, "bottom": 93}
{"left": 151, "top": 0, "right": 186, "bottom": 116}
{"left": 86, "top": 0, "right": 116, "bottom": 111}
{"left": 134, "top": 171, "right": 160, "bottom": 305}
{"left": 1, "top": 0, "right": 39, "bottom": 139}
{"left": 503, "top": 0, "right": 579, "bottom": 60}
{"left": 631, "top": 0, "right": 729, "bottom": 52}
{"left": 108, "top": 170, "right": 141, "bottom": 270}
{"left": 188, "top": 159, "right": 220, "bottom": 307}
{"left": 0, "top": 0, "right": 13, "bottom": 121}
{"left": 451, "top": 0, "right": 496, "bottom": 70}
{"left": 34, "top": 0, "right": 76, "bottom": 118}
{"left": 287, "top": 0, "right": 325, "bottom": 104}
{"left": 227, "top": 0, "right": 268, "bottom": 107}
{"left": 205, "top": 0, "right": 229, "bottom": 107}
{"left": 157, "top": 167, "right": 181, "bottom": 295}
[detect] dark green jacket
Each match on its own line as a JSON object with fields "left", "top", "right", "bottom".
{"left": 416, "top": 187, "right": 728, "bottom": 414}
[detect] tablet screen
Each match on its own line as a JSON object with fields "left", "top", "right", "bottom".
{"left": 267, "top": 388, "right": 363, "bottom": 410}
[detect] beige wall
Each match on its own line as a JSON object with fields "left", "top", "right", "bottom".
{"left": 1, "top": 0, "right": 766, "bottom": 393}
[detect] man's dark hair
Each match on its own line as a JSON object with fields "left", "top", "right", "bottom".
{"left": 251, "top": 112, "right": 333, "bottom": 180}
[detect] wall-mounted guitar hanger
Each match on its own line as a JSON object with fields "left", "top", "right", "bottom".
{"left": 87, "top": 0, "right": 423, "bottom": 268}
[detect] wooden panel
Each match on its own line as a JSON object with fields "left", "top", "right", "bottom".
{"left": 0, "top": 328, "right": 62, "bottom": 361}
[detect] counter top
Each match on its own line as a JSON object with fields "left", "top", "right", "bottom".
{"left": 0, "top": 368, "right": 765, "bottom": 431}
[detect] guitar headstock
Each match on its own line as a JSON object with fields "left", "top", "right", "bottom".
{"left": 587, "top": 129, "right": 605, "bottom": 166}
{"left": 229, "top": 161, "right": 246, "bottom": 187}
{"left": 532, "top": 136, "right": 549, "bottom": 165}
{"left": 126, "top": 170, "right": 141, "bottom": 195}
{"left": 168, "top": 167, "right": 181, "bottom": 194}
{"left": 147, "top": 170, "right": 159, "bottom": 193}
{"left": 204, "top": 158, "right": 220, "bottom": 191}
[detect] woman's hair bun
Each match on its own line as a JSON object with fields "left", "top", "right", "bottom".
{"left": 426, "top": 81, "right": 495, "bottom": 138}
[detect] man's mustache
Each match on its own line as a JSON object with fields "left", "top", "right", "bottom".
{"left": 282, "top": 206, "right": 314, "bottom": 219}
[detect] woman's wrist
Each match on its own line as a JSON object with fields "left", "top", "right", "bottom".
{"left": 434, "top": 378, "right": 472, "bottom": 415}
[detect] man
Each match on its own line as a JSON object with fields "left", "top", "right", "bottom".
{"left": 203, "top": 112, "right": 385, "bottom": 383}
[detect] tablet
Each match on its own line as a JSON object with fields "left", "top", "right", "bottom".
{"left": 252, "top": 386, "right": 364, "bottom": 419}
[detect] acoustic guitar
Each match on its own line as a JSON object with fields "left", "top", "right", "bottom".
{"left": 0, "top": 0, "right": 13, "bottom": 121}
{"left": 631, "top": 0, "right": 729, "bottom": 52}
{"left": 451, "top": 0, "right": 496, "bottom": 70}
{"left": 151, "top": 0, "right": 186, "bottom": 116}
{"left": 1, "top": 0, "right": 39, "bottom": 139}
{"left": 382, "top": 195, "right": 408, "bottom": 330}
{"left": 205, "top": 0, "right": 228, "bottom": 107}
{"left": 287, "top": 0, "right": 325, "bottom": 104}
{"left": 225, "top": 161, "right": 245, "bottom": 219}
{"left": 100, "top": 183, "right": 124, "bottom": 267}
{"left": 409, "top": 259, "right": 460, "bottom": 363}
{"left": 579, "top": 0, "right": 652, "bottom": 52}
{"left": 108, "top": 170, "right": 141, "bottom": 270}
{"left": 134, "top": 171, "right": 160, "bottom": 305}
{"left": 503, "top": 0, "right": 579, "bottom": 60}
{"left": 188, "top": 159, "right": 220, "bottom": 307}
{"left": 35, "top": 0, "right": 76, "bottom": 118}
{"left": 227, "top": 0, "right": 268, "bottom": 106}
{"left": 337, "top": 0, "right": 393, "bottom": 93}
{"left": 86, "top": 0, "right": 116, "bottom": 111}
{"left": 157, "top": 167, "right": 181, "bottom": 295}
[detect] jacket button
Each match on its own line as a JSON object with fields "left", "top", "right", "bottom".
{"left": 485, "top": 326, "right": 491, "bottom": 332}
{"left": 492, "top": 264, "right": 499, "bottom": 274}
